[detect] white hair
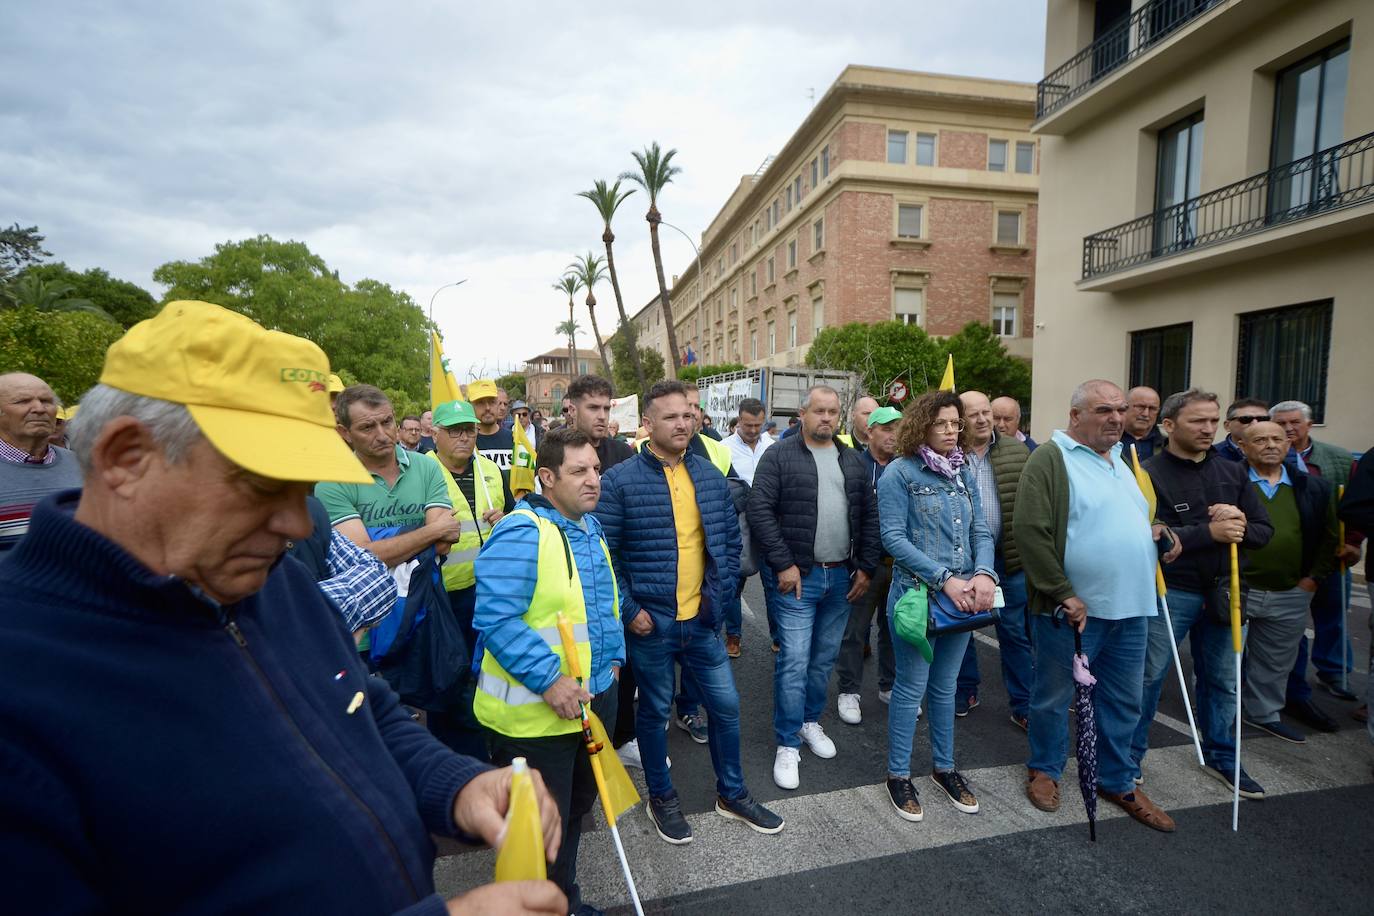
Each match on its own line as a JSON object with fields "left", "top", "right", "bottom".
{"left": 66, "top": 384, "right": 204, "bottom": 473}
{"left": 1269, "top": 400, "right": 1311, "bottom": 420}
{"left": 1070, "top": 379, "right": 1121, "bottom": 409}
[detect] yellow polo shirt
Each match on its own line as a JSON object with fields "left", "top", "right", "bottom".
{"left": 649, "top": 445, "right": 705, "bottom": 621}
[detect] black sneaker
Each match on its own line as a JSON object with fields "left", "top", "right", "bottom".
{"left": 954, "top": 694, "right": 979, "bottom": 718}
{"left": 715, "top": 792, "right": 785, "bottom": 834}
{"left": 930, "top": 770, "right": 979, "bottom": 813}
{"left": 1245, "top": 717, "right": 1307, "bottom": 744}
{"left": 647, "top": 794, "right": 693, "bottom": 845}
{"left": 1203, "top": 763, "right": 1266, "bottom": 800}
{"left": 676, "top": 712, "right": 709, "bottom": 744}
{"left": 1009, "top": 713, "right": 1028, "bottom": 732}
{"left": 886, "top": 777, "right": 923, "bottom": 822}
{"left": 1282, "top": 699, "right": 1338, "bottom": 733}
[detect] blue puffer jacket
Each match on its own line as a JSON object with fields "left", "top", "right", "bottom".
{"left": 595, "top": 444, "right": 742, "bottom": 632}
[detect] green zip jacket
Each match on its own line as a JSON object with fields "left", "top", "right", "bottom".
{"left": 1010, "top": 440, "right": 1076, "bottom": 616}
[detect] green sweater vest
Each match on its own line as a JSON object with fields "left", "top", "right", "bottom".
{"left": 1244, "top": 483, "right": 1302, "bottom": 590}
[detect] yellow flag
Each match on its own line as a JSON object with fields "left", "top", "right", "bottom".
{"left": 429, "top": 332, "right": 462, "bottom": 410}
{"left": 1128, "top": 444, "right": 1168, "bottom": 597}
{"left": 589, "top": 711, "right": 640, "bottom": 822}
{"left": 493, "top": 757, "right": 547, "bottom": 882}
{"left": 938, "top": 354, "right": 956, "bottom": 392}
{"left": 511, "top": 418, "right": 537, "bottom": 496}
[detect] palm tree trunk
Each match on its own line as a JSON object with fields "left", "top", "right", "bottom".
{"left": 567, "top": 296, "right": 577, "bottom": 376}
{"left": 603, "top": 228, "right": 646, "bottom": 391}
{"left": 585, "top": 294, "right": 611, "bottom": 378}
{"left": 647, "top": 205, "right": 682, "bottom": 373}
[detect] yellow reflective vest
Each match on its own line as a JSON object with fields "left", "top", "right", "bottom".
{"left": 427, "top": 451, "right": 505, "bottom": 592}
{"left": 472, "top": 509, "right": 619, "bottom": 738}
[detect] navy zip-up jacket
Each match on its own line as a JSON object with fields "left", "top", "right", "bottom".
{"left": 0, "top": 492, "right": 489, "bottom": 915}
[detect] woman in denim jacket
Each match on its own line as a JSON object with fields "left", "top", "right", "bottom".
{"left": 878, "top": 390, "right": 998, "bottom": 821}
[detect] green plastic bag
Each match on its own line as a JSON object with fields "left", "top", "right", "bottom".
{"left": 892, "top": 581, "right": 933, "bottom": 664}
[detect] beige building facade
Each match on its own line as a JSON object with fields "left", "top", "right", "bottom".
{"left": 522, "top": 347, "right": 603, "bottom": 415}
{"left": 1031, "top": 0, "right": 1374, "bottom": 450}
{"left": 649, "top": 65, "right": 1040, "bottom": 380}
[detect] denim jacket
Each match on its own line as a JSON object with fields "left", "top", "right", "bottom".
{"left": 877, "top": 453, "right": 997, "bottom": 591}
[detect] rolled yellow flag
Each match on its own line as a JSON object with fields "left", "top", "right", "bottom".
{"left": 493, "top": 757, "right": 547, "bottom": 882}
{"left": 1229, "top": 542, "right": 1243, "bottom": 653}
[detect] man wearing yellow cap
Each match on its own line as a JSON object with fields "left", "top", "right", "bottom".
{"left": 0, "top": 301, "right": 568, "bottom": 914}
{"left": 468, "top": 378, "right": 515, "bottom": 490}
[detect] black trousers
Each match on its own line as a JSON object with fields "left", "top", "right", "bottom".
{"left": 488, "top": 687, "right": 619, "bottom": 911}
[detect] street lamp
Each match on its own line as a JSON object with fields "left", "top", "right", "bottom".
{"left": 428, "top": 279, "right": 467, "bottom": 323}
{"left": 659, "top": 221, "right": 702, "bottom": 362}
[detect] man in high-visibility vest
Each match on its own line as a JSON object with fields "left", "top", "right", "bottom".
{"left": 427, "top": 399, "right": 513, "bottom": 760}
{"left": 473, "top": 427, "right": 624, "bottom": 914}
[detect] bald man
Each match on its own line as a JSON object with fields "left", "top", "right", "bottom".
{"left": 0, "top": 373, "right": 83, "bottom": 550}
{"left": 992, "top": 396, "right": 1037, "bottom": 451}
{"left": 1120, "top": 386, "right": 1164, "bottom": 461}
{"left": 839, "top": 396, "right": 880, "bottom": 451}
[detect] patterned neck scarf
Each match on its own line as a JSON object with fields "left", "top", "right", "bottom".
{"left": 919, "top": 444, "right": 965, "bottom": 480}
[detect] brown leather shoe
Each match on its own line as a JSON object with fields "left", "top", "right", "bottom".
{"left": 1026, "top": 769, "right": 1060, "bottom": 812}
{"left": 725, "top": 634, "right": 741, "bottom": 658}
{"left": 1100, "top": 787, "right": 1175, "bottom": 833}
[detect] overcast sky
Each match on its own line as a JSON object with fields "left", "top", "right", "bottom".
{"left": 3, "top": 1, "right": 1046, "bottom": 380}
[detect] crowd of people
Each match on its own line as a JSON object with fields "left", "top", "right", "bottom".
{"left": 1, "top": 299, "right": 1371, "bottom": 915}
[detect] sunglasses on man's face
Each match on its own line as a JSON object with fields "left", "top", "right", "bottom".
{"left": 1230, "top": 414, "right": 1270, "bottom": 425}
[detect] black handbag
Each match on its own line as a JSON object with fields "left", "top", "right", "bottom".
{"left": 1201, "top": 578, "right": 1247, "bottom": 627}
{"left": 926, "top": 587, "right": 999, "bottom": 637}
{"left": 376, "top": 548, "right": 471, "bottom": 712}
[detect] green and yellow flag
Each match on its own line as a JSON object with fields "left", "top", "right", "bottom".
{"left": 511, "top": 419, "right": 537, "bottom": 496}
{"left": 938, "top": 354, "right": 956, "bottom": 393}
{"left": 429, "top": 332, "right": 462, "bottom": 410}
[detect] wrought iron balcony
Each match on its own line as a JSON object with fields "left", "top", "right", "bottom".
{"left": 1082, "top": 131, "right": 1374, "bottom": 279}
{"left": 1037, "top": 0, "right": 1229, "bottom": 120}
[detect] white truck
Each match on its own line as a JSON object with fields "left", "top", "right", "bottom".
{"left": 694, "top": 367, "right": 862, "bottom": 435}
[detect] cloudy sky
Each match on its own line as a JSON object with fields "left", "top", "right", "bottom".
{"left": 3, "top": 1, "right": 1046, "bottom": 380}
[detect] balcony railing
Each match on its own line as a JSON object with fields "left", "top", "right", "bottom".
{"left": 1081, "top": 131, "right": 1374, "bottom": 279}
{"left": 1037, "top": 0, "right": 1229, "bottom": 120}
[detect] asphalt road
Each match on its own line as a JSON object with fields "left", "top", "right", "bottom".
{"left": 435, "top": 579, "right": 1374, "bottom": 914}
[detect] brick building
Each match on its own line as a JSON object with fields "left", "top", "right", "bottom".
{"left": 642, "top": 65, "right": 1039, "bottom": 376}
{"left": 522, "top": 347, "right": 603, "bottom": 415}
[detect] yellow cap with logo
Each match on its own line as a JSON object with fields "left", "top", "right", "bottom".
{"left": 100, "top": 301, "right": 371, "bottom": 484}
{"left": 465, "top": 378, "right": 498, "bottom": 402}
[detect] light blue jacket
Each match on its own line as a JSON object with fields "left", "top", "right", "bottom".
{"left": 877, "top": 453, "right": 997, "bottom": 591}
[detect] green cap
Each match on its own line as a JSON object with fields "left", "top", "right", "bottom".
{"left": 433, "top": 399, "right": 478, "bottom": 427}
{"left": 868, "top": 406, "right": 903, "bottom": 428}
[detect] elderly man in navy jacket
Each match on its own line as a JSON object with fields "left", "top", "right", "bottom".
{"left": 596, "top": 380, "right": 783, "bottom": 847}
{"left": 0, "top": 302, "right": 565, "bottom": 916}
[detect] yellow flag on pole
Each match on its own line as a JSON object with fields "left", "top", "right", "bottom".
{"left": 429, "top": 332, "right": 462, "bottom": 410}
{"left": 510, "top": 418, "right": 537, "bottom": 497}
{"left": 938, "top": 354, "right": 956, "bottom": 392}
{"left": 493, "top": 757, "right": 547, "bottom": 882}
{"left": 1128, "top": 444, "right": 1168, "bottom": 597}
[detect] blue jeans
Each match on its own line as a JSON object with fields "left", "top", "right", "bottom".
{"left": 954, "top": 566, "right": 1033, "bottom": 717}
{"left": 723, "top": 574, "right": 747, "bottom": 638}
{"left": 627, "top": 618, "right": 747, "bottom": 802}
{"left": 1286, "top": 571, "right": 1353, "bottom": 700}
{"left": 886, "top": 580, "right": 970, "bottom": 775}
{"left": 1129, "top": 589, "right": 1238, "bottom": 774}
{"left": 763, "top": 564, "right": 853, "bottom": 747}
{"left": 1028, "top": 614, "right": 1148, "bottom": 795}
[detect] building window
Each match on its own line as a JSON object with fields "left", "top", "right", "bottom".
{"left": 787, "top": 239, "right": 797, "bottom": 269}
{"left": 767, "top": 257, "right": 775, "bottom": 284}
{"left": 1154, "top": 111, "right": 1204, "bottom": 253}
{"left": 988, "top": 139, "right": 1008, "bottom": 172}
{"left": 1130, "top": 323, "right": 1192, "bottom": 397}
{"left": 894, "top": 287, "right": 923, "bottom": 326}
{"left": 730, "top": 286, "right": 738, "bottom": 310}
{"left": 730, "top": 242, "right": 738, "bottom": 265}
{"left": 751, "top": 271, "right": 757, "bottom": 296}
{"left": 765, "top": 207, "right": 772, "bottom": 231}
{"left": 810, "top": 157, "right": 819, "bottom": 188}
{"left": 813, "top": 218, "right": 825, "bottom": 251}
{"left": 788, "top": 311, "right": 797, "bottom": 349}
{"left": 991, "top": 292, "right": 1019, "bottom": 337}
{"left": 772, "top": 200, "right": 780, "bottom": 225}
{"left": 1236, "top": 300, "right": 1332, "bottom": 422}
{"left": 887, "top": 130, "right": 908, "bottom": 164}
{"left": 812, "top": 295, "right": 825, "bottom": 334}
{"left": 551, "top": 384, "right": 564, "bottom": 404}
{"left": 794, "top": 176, "right": 802, "bottom": 201}
{"left": 767, "top": 320, "right": 776, "bottom": 354}
{"left": 897, "top": 203, "right": 924, "bottom": 238}
{"left": 1271, "top": 39, "right": 1350, "bottom": 217}
{"left": 716, "top": 297, "right": 722, "bottom": 320}
{"left": 750, "top": 330, "right": 757, "bottom": 360}
{"left": 821, "top": 145, "right": 830, "bottom": 178}
{"left": 996, "top": 210, "right": 1022, "bottom": 245}
{"left": 916, "top": 132, "right": 936, "bottom": 166}
{"left": 578, "top": 360, "right": 588, "bottom": 375}
{"left": 786, "top": 185, "right": 793, "bottom": 210}
{"left": 1015, "top": 141, "right": 1035, "bottom": 174}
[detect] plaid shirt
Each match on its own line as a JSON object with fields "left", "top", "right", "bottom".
{"left": 318, "top": 529, "right": 396, "bottom": 632}
{"left": 0, "top": 438, "right": 55, "bottom": 466}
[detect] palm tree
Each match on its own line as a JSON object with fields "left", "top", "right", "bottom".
{"left": 566, "top": 252, "right": 611, "bottom": 377}
{"left": 620, "top": 142, "right": 683, "bottom": 373}
{"left": 553, "top": 275, "right": 583, "bottom": 372}
{"left": 1, "top": 275, "right": 113, "bottom": 321}
{"left": 576, "top": 179, "right": 646, "bottom": 390}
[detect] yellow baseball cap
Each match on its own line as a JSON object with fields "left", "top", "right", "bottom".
{"left": 327, "top": 373, "right": 345, "bottom": 394}
{"left": 466, "top": 378, "right": 498, "bottom": 401}
{"left": 100, "top": 301, "right": 371, "bottom": 484}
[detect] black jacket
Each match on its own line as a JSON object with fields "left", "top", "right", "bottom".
{"left": 1339, "top": 454, "right": 1373, "bottom": 532}
{"left": 1283, "top": 470, "right": 1341, "bottom": 582}
{"left": 594, "top": 435, "right": 636, "bottom": 473}
{"left": 747, "top": 434, "right": 879, "bottom": 576}
{"left": 1144, "top": 447, "right": 1273, "bottom": 592}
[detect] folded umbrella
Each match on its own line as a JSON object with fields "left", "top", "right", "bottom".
{"left": 1072, "top": 626, "right": 1098, "bottom": 842}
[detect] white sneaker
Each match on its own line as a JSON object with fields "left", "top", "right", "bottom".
{"left": 837, "top": 693, "right": 862, "bottom": 725}
{"left": 617, "top": 738, "right": 670, "bottom": 770}
{"left": 773, "top": 746, "right": 801, "bottom": 789}
{"left": 878, "top": 689, "right": 892, "bottom": 705}
{"left": 799, "top": 721, "right": 837, "bottom": 758}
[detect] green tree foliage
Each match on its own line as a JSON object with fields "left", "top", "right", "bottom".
{"left": 677, "top": 362, "right": 746, "bottom": 384}
{"left": 0, "top": 224, "right": 50, "bottom": 281}
{"left": 609, "top": 323, "right": 665, "bottom": 402}
{"left": 153, "top": 236, "right": 429, "bottom": 402}
{"left": 20, "top": 262, "right": 156, "bottom": 327}
{"left": 0, "top": 274, "right": 111, "bottom": 320}
{"left": 806, "top": 320, "right": 1030, "bottom": 404}
{"left": 495, "top": 372, "right": 526, "bottom": 401}
{"left": 0, "top": 306, "right": 125, "bottom": 403}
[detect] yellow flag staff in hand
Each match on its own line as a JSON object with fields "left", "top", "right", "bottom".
{"left": 1129, "top": 445, "right": 1204, "bottom": 766}
{"left": 1228, "top": 542, "right": 1243, "bottom": 832}
{"left": 556, "top": 613, "right": 644, "bottom": 916}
